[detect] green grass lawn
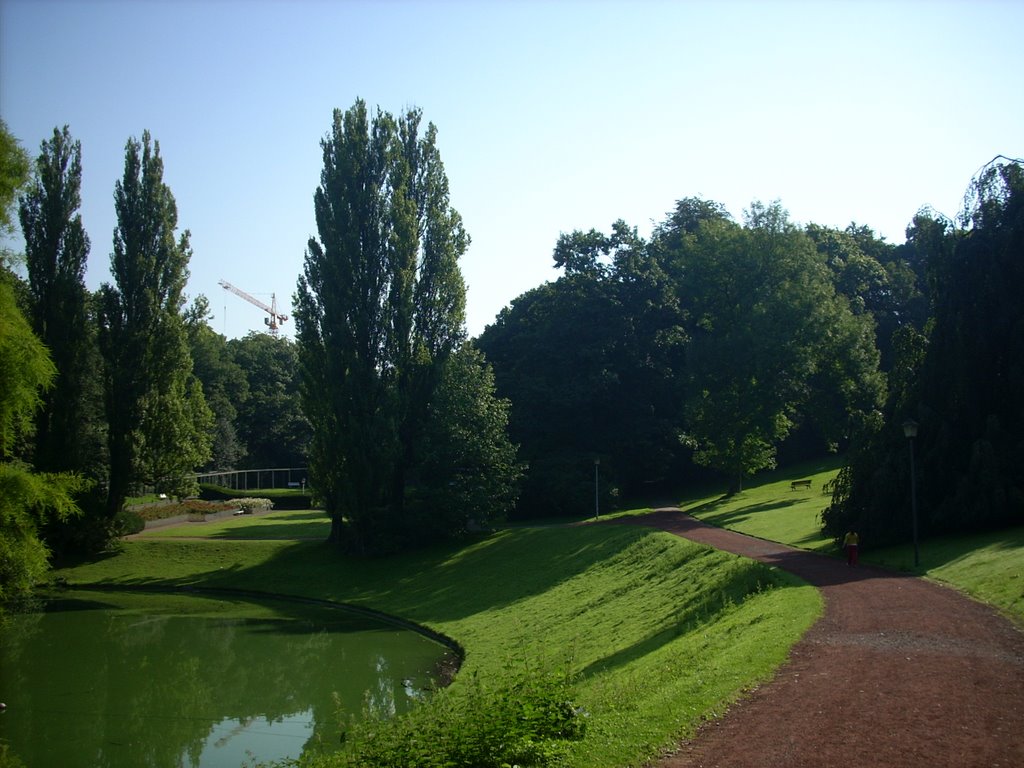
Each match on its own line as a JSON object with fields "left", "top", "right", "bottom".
{"left": 58, "top": 515, "right": 820, "bottom": 768}
{"left": 680, "top": 456, "right": 843, "bottom": 552}
{"left": 680, "top": 457, "right": 1024, "bottom": 627}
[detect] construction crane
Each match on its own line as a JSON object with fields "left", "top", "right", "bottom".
{"left": 218, "top": 279, "right": 289, "bottom": 335}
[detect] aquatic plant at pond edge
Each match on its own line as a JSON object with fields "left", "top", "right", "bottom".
{"left": 296, "top": 656, "right": 586, "bottom": 768}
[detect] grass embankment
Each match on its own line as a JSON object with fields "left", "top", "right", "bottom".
{"left": 58, "top": 516, "right": 820, "bottom": 767}
{"left": 679, "top": 457, "right": 842, "bottom": 552}
{"left": 682, "top": 457, "right": 1024, "bottom": 627}
{"left": 865, "top": 530, "right": 1024, "bottom": 625}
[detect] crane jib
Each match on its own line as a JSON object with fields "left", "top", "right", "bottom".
{"left": 218, "top": 279, "right": 289, "bottom": 334}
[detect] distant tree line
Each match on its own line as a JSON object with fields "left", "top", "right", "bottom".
{"left": 479, "top": 161, "right": 1023, "bottom": 548}
{"left": 477, "top": 199, "right": 901, "bottom": 516}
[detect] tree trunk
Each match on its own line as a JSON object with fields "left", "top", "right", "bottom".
{"left": 105, "top": 427, "right": 132, "bottom": 519}
{"left": 327, "top": 513, "right": 344, "bottom": 544}
{"left": 727, "top": 474, "right": 744, "bottom": 496}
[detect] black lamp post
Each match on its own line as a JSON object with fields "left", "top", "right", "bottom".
{"left": 594, "top": 458, "right": 600, "bottom": 520}
{"left": 902, "top": 419, "right": 920, "bottom": 568}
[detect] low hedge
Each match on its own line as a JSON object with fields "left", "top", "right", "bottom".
{"left": 199, "top": 483, "right": 314, "bottom": 510}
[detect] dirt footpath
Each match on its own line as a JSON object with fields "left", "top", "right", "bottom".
{"left": 631, "top": 509, "right": 1024, "bottom": 768}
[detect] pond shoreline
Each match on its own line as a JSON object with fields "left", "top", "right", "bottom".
{"left": 62, "top": 581, "right": 465, "bottom": 664}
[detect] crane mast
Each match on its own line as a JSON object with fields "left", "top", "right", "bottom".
{"left": 218, "top": 279, "right": 289, "bottom": 335}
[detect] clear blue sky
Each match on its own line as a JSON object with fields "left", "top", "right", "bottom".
{"left": 2, "top": 0, "right": 1022, "bottom": 339}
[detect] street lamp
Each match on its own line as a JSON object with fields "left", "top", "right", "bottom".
{"left": 902, "top": 419, "right": 920, "bottom": 568}
{"left": 594, "top": 458, "right": 601, "bottom": 520}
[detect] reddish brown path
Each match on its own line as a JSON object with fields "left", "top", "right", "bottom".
{"left": 630, "top": 509, "right": 1024, "bottom": 768}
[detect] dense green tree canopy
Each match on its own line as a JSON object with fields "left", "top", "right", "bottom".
{"left": 295, "top": 99, "right": 516, "bottom": 552}
{"left": 479, "top": 221, "right": 686, "bottom": 517}
{"left": 0, "top": 280, "right": 54, "bottom": 461}
{"left": 409, "top": 343, "right": 520, "bottom": 535}
{"left": 807, "top": 222, "right": 926, "bottom": 371}
{"left": 226, "top": 332, "right": 309, "bottom": 469}
{"left": 5, "top": 103, "right": 1012, "bottom": 566}
{"left": 185, "top": 296, "right": 250, "bottom": 470}
{"left": 825, "top": 159, "right": 1024, "bottom": 544}
{"left": 659, "top": 200, "right": 884, "bottom": 491}
{"left": 0, "top": 278, "right": 86, "bottom": 608}
{"left": 480, "top": 278, "right": 626, "bottom": 517}
{"left": 482, "top": 199, "right": 886, "bottom": 514}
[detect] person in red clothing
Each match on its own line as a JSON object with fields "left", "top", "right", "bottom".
{"left": 843, "top": 530, "right": 860, "bottom": 566}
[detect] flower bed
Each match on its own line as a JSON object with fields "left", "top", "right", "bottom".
{"left": 132, "top": 499, "right": 241, "bottom": 522}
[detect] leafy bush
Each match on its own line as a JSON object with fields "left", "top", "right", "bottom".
{"left": 111, "top": 508, "right": 145, "bottom": 536}
{"left": 309, "top": 662, "right": 586, "bottom": 768}
{"left": 199, "top": 484, "right": 312, "bottom": 510}
{"left": 0, "top": 741, "right": 28, "bottom": 767}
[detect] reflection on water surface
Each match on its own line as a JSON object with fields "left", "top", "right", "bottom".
{"left": 0, "top": 590, "right": 451, "bottom": 768}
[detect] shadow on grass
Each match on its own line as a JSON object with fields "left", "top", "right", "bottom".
{"left": 576, "top": 559, "right": 778, "bottom": 678}
{"left": 865, "top": 525, "right": 1024, "bottom": 573}
{"left": 59, "top": 583, "right": 449, "bottom": 638}
{"left": 52, "top": 547, "right": 122, "bottom": 570}
{"left": 580, "top": 626, "right": 677, "bottom": 678}
{"left": 75, "top": 525, "right": 673, "bottom": 626}
{"left": 145, "top": 510, "right": 331, "bottom": 540}
{"left": 690, "top": 499, "right": 797, "bottom": 528}
{"left": 262, "top": 510, "right": 328, "bottom": 522}
{"left": 198, "top": 521, "right": 331, "bottom": 540}
{"left": 790, "top": 530, "right": 833, "bottom": 549}
{"left": 753, "top": 547, "right": 916, "bottom": 588}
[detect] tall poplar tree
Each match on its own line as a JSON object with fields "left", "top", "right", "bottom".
{"left": 18, "top": 126, "right": 102, "bottom": 475}
{"left": 295, "top": 100, "right": 514, "bottom": 553}
{"left": 98, "top": 132, "right": 210, "bottom": 516}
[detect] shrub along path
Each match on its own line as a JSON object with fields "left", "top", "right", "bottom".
{"left": 631, "top": 509, "right": 1024, "bottom": 768}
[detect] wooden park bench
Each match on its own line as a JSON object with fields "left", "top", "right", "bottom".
{"left": 790, "top": 479, "right": 812, "bottom": 490}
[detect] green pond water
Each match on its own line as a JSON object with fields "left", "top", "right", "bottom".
{"left": 0, "top": 589, "right": 454, "bottom": 767}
